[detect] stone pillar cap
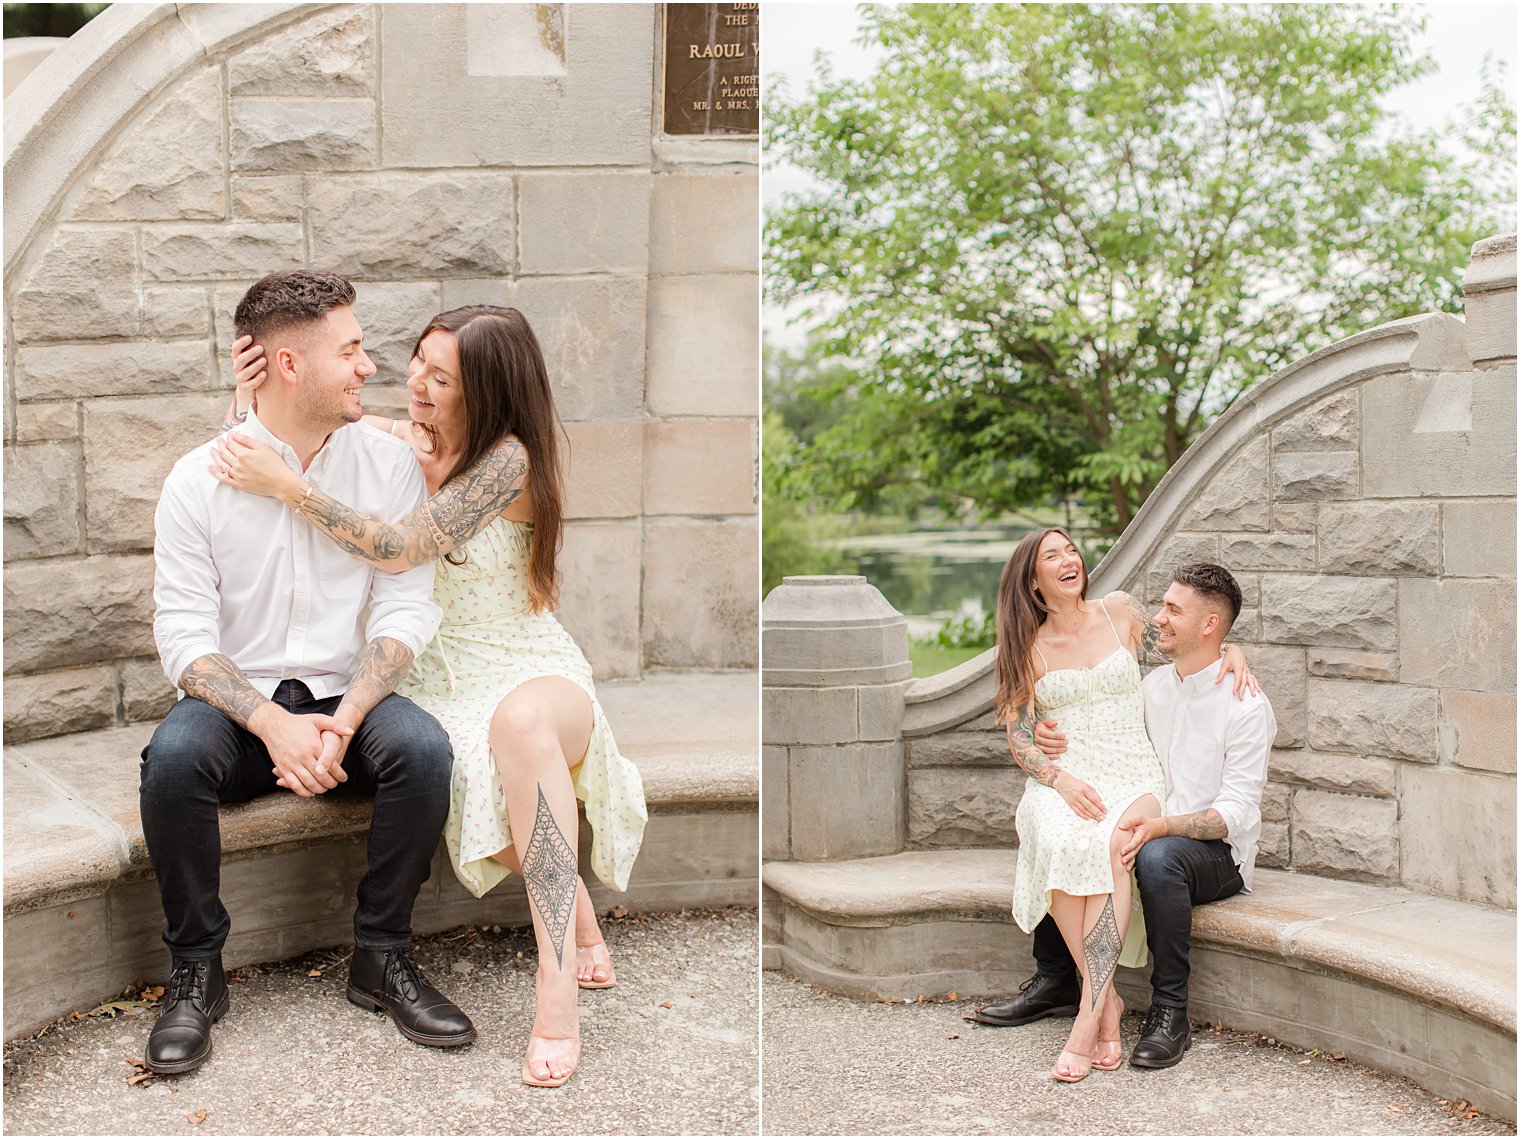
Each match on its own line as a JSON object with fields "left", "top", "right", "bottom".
{"left": 1464, "top": 232, "right": 1516, "bottom": 296}
{"left": 762, "top": 575, "right": 911, "bottom": 686}
{"left": 762, "top": 575, "right": 904, "bottom": 628}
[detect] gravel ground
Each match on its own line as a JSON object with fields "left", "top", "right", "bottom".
{"left": 3, "top": 909, "right": 759, "bottom": 1136}
{"left": 761, "top": 973, "right": 1514, "bottom": 1136}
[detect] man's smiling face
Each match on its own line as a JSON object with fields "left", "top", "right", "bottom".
{"left": 292, "top": 305, "right": 375, "bottom": 430}
{"left": 1155, "top": 581, "right": 1217, "bottom": 659}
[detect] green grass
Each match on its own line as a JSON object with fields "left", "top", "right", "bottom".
{"left": 909, "top": 641, "right": 988, "bottom": 677}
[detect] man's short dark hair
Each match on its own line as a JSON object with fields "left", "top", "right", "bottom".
{"left": 233, "top": 269, "right": 356, "bottom": 346}
{"left": 1172, "top": 562, "right": 1243, "bottom": 635}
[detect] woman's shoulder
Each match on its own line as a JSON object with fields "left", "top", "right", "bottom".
{"left": 1026, "top": 628, "right": 1052, "bottom": 679}
{"left": 444, "top": 435, "right": 532, "bottom": 521}
{"left": 472, "top": 434, "right": 531, "bottom": 482}
{"left": 1101, "top": 589, "right": 1141, "bottom": 625}
{"left": 495, "top": 433, "right": 527, "bottom": 463}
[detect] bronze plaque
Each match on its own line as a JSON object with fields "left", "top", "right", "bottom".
{"left": 662, "top": 3, "right": 759, "bottom": 136}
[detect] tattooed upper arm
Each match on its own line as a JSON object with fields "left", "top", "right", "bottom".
{"left": 1113, "top": 589, "right": 1162, "bottom": 663}
{"left": 424, "top": 437, "right": 529, "bottom": 549}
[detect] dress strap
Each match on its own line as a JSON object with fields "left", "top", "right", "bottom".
{"left": 1033, "top": 641, "right": 1050, "bottom": 674}
{"left": 389, "top": 418, "right": 404, "bottom": 438}
{"left": 1097, "top": 598, "right": 1124, "bottom": 652}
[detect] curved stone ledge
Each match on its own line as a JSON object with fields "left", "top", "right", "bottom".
{"left": 763, "top": 851, "right": 1517, "bottom": 1118}
{"left": 4, "top": 671, "right": 758, "bottom": 1038}
{"left": 764, "top": 848, "right": 1017, "bottom": 922}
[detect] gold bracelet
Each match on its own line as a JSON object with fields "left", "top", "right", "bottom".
{"left": 296, "top": 484, "right": 314, "bottom": 513}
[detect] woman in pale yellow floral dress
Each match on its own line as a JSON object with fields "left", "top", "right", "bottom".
{"left": 992, "top": 527, "right": 1250, "bottom": 1084}
{"left": 213, "top": 306, "right": 646, "bottom": 1088}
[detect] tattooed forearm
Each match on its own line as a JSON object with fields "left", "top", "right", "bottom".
{"left": 521, "top": 785, "right": 578, "bottom": 970}
{"left": 1083, "top": 895, "right": 1122, "bottom": 1010}
{"left": 292, "top": 439, "right": 527, "bottom": 571}
{"left": 179, "top": 653, "right": 268, "bottom": 728}
{"left": 1120, "top": 591, "right": 1163, "bottom": 662}
{"left": 335, "top": 637, "right": 414, "bottom": 726}
{"left": 1166, "top": 808, "right": 1228, "bottom": 841}
{"left": 294, "top": 486, "right": 418, "bottom": 566}
{"left": 1007, "top": 703, "right": 1062, "bottom": 787}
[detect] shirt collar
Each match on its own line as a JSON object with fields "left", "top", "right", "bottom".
{"left": 1171, "top": 655, "right": 1224, "bottom": 695}
{"left": 240, "top": 407, "right": 340, "bottom": 472}
{"left": 237, "top": 407, "right": 286, "bottom": 452}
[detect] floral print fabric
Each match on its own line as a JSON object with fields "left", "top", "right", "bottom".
{"left": 1011, "top": 632, "right": 1165, "bottom": 969}
{"left": 398, "top": 516, "right": 648, "bottom": 898}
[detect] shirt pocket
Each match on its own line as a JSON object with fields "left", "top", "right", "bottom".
{"left": 1181, "top": 726, "right": 1222, "bottom": 761}
{"left": 315, "top": 542, "right": 372, "bottom": 600}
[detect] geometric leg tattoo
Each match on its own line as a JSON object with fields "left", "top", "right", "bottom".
{"left": 520, "top": 785, "right": 577, "bottom": 971}
{"left": 1082, "top": 895, "right": 1122, "bottom": 1011}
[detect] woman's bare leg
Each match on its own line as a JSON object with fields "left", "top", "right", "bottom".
{"left": 489, "top": 677, "right": 594, "bottom": 1084}
{"left": 1091, "top": 794, "right": 1162, "bottom": 1066}
{"left": 491, "top": 848, "right": 614, "bottom": 986}
{"left": 1046, "top": 889, "right": 1099, "bottom": 1079}
{"left": 1045, "top": 794, "right": 1162, "bottom": 1079}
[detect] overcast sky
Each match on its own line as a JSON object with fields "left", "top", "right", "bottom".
{"left": 761, "top": 2, "right": 1519, "bottom": 346}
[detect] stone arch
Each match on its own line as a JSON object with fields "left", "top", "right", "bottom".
{"left": 5, "top": 5, "right": 322, "bottom": 273}
{"left": 903, "top": 311, "right": 1469, "bottom": 732}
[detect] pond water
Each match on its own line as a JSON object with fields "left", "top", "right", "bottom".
{"left": 832, "top": 527, "right": 1026, "bottom": 639}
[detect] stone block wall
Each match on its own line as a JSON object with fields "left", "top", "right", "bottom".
{"left": 897, "top": 235, "right": 1516, "bottom": 910}
{"left": 4, "top": 5, "right": 759, "bottom": 744}
{"left": 906, "top": 709, "right": 1028, "bottom": 851}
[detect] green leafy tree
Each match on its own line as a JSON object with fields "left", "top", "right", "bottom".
{"left": 3, "top": 3, "right": 108, "bottom": 38}
{"left": 763, "top": 339, "right": 851, "bottom": 445}
{"left": 767, "top": 3, "right": 1516, "bottom": 531}
{"left": 762, "top": 407, "right": 850, "bottom": 595}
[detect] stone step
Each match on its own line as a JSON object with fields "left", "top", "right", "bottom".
{"left": 763, "top": 848, "right": 1517, "bottom": 1119}
{"left": 4, "top": 669, "right": 758, "bottom": 1039}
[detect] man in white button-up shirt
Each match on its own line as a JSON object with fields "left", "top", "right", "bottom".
{"left": 139, "top": 270, "right": 474, "bottom": 1074}
{"left": 1119, "top": 563, "right": 1274, "bottom": 1067}
{"left": 975, "top": 563, "right": 1273, "bottom": 1071}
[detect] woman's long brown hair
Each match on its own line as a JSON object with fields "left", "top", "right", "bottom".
{"left": 412, "top": 306, "right": 566, "bottom": 613}
{"left": 992, "top": 526, "right": 1088, "bottom": 725}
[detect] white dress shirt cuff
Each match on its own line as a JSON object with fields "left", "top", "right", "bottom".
{"left": 1213, "top": 798, "right": 1258, "bottom": 842}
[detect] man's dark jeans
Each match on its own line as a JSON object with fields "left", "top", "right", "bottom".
{"left": 1031, "top": 836, "right": 1243, "bottom": 1008}
{"left": 139, "top": 681, "right": 452, "bottom": 960}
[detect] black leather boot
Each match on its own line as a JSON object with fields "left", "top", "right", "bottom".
{"left": 144, "top": 957, "right": 229, "bottom": 1074}
{"left": 965, "top": 972, "right": 1081, "bottom": 1026}
{"left": 348, "top": 946, "right": 476, "bottom": 1047}
{"left": 1129, "top": 1004, "right": 1191, "bottom": 1068}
